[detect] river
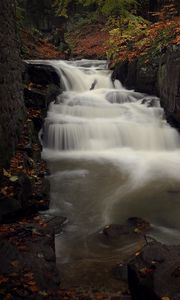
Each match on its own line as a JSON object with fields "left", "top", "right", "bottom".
{"left": 42, "top": 59, "right": 180, "bottom": 290}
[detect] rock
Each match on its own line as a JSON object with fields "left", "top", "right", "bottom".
{"left": 127, "top": 217, "right": 151, "bottom": 233}
{"left": 42, "top": 215, "right": 67, "bottom": 235}
{"left": 112, "top": 45, "right": 180, "bottom": 129}
{"left": 24, "top": 142, "right": 33, "bottom": 157}
{"left": 24, "top": 63, "right": 60, "bottom": 87}
{"left": 112, "top": 57, "right": 158, "bottom": 95}
{"left": 112, "top": 60, "right": 129, "bottom": 86}
{"left": 158, "top": 45, "right": 180, "bottom": 130}
{"left": 112, "top": 263, "right": 128, "bottom": 281}
{"left": 24, "top": 62, "right": 63, "bottom": 110}
{"left": 128, "top": 241, "right": 180, "bottom": 300}
{"left": 0, "top": 218, "right": 62, "bottom": 295}
{"left": 0, "top": 196, "right": 21, "bottom": 223}
{"left": 15, "top": 174, "right": 32, "bottom": 207}
{"left": 102, "top": 218, "right": 151, "bottom": 241}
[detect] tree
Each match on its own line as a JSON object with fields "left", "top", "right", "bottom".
{"left": 0, "top": 0, "right": 24, "bottom": 167}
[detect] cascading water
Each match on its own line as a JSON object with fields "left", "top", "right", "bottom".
{"left": 42, "top": 59, "right": 180, "bottom": 289}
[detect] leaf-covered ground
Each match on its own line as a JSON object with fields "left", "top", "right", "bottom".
{"left": 66, "top": 24, "right": 109, "bottom": 59}
{"left": 20, "top": 30, "right": 65, "bottom": 60}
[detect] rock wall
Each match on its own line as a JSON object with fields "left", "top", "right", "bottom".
{"left": 112, "top": 45, "right": 180, "bottom": 129}
{"left": 112, "top": 56, "right": 159, "bottom": 96}
{"left": 0, "top": 0, "right": 25, "bottom": 167}
{"left": 158, "top": 46, "right": 180, "bottom": 128}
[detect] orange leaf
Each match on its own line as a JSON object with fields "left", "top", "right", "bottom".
{"left": 0, "top": 275, "right": 8, "bottom": 284}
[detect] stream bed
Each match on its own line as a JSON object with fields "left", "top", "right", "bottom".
{"left": 41, "top": 59, "right": 180, "bottom": 290}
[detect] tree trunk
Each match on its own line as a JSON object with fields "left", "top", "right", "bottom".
{"left": 0, "top": 0, "right": 25, "bottom": 167}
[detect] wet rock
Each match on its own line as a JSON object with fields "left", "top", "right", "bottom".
{"left": 15, "top": 174, "right": 32, "bottom": 207}
{"left": 127, "top": 217, "right": 150, "bottom": 233}
{"left": 102, "top": 218, "right": 151, "bottom": 242}
{"left": 0, "top": 196, "right": 21, "bottom": 223}
{"left": 23, "top": 142, "right": 33, "bottom": 157}
{"left": 43, "top": 215, "right": 67, "bottom": 235}
{"left": 32, "top": 115, "right": 43, "bottom": 132}
{"left": 41, "top": 177, "right": 50, "bottom": 198}
{"left": 24, "top": 63, "right": 60, "bottom": 87}
{"left": 112, "top": 58, "right": 158, "bottom": 95}
{"left": 140, "top": 96, "right": 159, "bottom": 107}
{"left": 112, "top": 45, "right": 180, "bottom": 129}
{"left": 0, "top": 217, "right": 63, "bottom": 295}
{"left": 112, "top": 263, "right": 128, "bottom": 281}
{"left": 112, "top": 60, "right": 129, "bottom": 86}
{"left": 24, "top": 62, "right": 63, "bottom": 110}
{"left": 128, "top": 241, "right": 180, "bottom": 300}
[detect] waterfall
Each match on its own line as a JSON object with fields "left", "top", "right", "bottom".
{"left": 43, "top": 60, "right": 180, "bottom": 153}
{"left": 42, "top": 60, "right": 180, "bottom": 249}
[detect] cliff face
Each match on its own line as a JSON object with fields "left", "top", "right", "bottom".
{"left": 0, "top": 0, "right": 25, "bottom": 167}
{"left": 112, "top": 45, "right": 180, "bottom": 129}
{"left": 158, "top": 47, "right": 180, "bottom": 113}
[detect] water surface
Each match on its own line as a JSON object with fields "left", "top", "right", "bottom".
{"left": 41, "top": 59, "right": 180, "bottom": 289}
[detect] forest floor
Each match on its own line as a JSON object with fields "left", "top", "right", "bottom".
{"left": 65, "top": 23, "right": 109, "bottom": 59}
{"left": 20, "top": 24, "right": 109, "bottom": 61}
{"left": 20, "top": 29, "right": 65, "bottom": 60}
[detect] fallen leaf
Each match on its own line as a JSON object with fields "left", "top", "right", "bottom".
{"left": 3, "top": 169, "right": 11, "bottom": 177}
{"left": 0, "top": 276, "right": 8, "bottom": 284}
{"left": 39, "top": 291, "right": 48, "bottom": 296}
{"left": 9, "top": 176, "right": 18, "bottom": 182}
{"left": 11, "top": 260, "right": 19, "bottom": 268}
{"left": 5, "top": 294, "right": 13, "bottom": 300}
{"left": 24, "top": 272, "right": 34, "bottom": 280}
{"left": 28, "top": 285, "right": 39, "bottom": 293}
{"left": 134, "top": 228, "right": 141, "bottom": 233}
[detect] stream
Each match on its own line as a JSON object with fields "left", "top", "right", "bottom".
{"left": 42, "top": 59, "right": 180, "bottom": 290}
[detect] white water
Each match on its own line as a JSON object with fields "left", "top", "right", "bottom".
{"left": 41, "top": 59, "right": 180, "bottom": 287}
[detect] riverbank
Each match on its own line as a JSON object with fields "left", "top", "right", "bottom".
{"left": 0, "top": 63, "right": 66, "bottom": 299}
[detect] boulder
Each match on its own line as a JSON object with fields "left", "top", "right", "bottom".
{"left": 24, "top": 63, "right": 60, "bottom": 87}
{"left": 24, "top": 62, "right": 62, "bottom": 109}
{"left": 112, "top": 57, "right": 158, "bottom": 95}
{"left": 128, "top": 241, "right": 180, "bottom": 300}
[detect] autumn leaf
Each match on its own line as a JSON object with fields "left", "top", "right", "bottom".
{"left": 24, "top": 272, "right": 34, "bottom": 280}
{"left": 39, "top": 291, "right": 48, "bottom": 296}
{"left": 11, "top": 260, "right": 20, "bottom": 268}
{"left": 0, "top": 276, "right": 8, "bottom": 285}
{"left": 28, "top": 284, "right": 39, "bottom": 293}
{"left": 3, "top": 169, "right": 11, "bottom": 177}
{"left": 4, "top": 294, "right": 13, "bottom": 300}
{"left": 9, "top": 176, "right": 18, "bottom": 182}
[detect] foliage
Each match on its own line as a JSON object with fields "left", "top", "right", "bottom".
{"left": 106, "top": 14, "right": 149, "bottom": 61}
{"left": 100, "top": 0, "right": 137, "bottom": 16}
{"left": 53, "top": 0, "right": 137, "bottom": 18}
{"left": 106, "top": 2, "right": 180, "bottom": 66}
{"left": 53, "top": 0, "right": 70, "bottom": 17}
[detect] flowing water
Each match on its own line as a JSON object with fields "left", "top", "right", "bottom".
{"left": 41, "top": 59, "right": 180, "bottom": 289}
